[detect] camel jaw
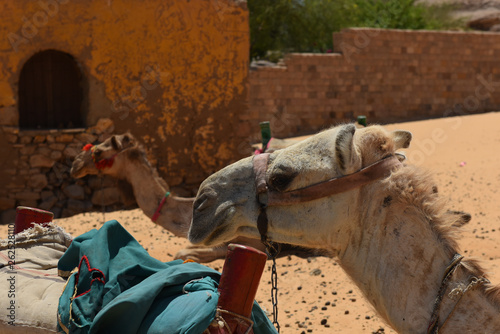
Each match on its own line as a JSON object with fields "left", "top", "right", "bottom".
{"left": 188, "top": 194, "right": 238, "bottom": 245}
{"left": 70, "top": 158, "right": 87, "bottom": 178}
{"left": 189, "top": 156, "right": 256, "bottom": 246}
{"left": 70, "top": 151, "right": 99, "bottom": 178}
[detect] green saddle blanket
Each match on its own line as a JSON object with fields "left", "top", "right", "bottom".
{"left": 57, "top": 220, "right": 276, "bottom": 334}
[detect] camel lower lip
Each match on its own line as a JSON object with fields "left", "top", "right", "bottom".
{"left": 190, "top": 205, "right": 235, "bottom": 244}
{"left": 201, "top": 224, "right": 232, "bottom": 245}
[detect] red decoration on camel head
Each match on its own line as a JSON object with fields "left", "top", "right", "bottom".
{"left": 81, "top": 143, "right": 115, "bottom": 170}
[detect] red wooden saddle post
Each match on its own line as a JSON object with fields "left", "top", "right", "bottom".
{"left": 207, "top": 244, "right": 267, "bottom": 334}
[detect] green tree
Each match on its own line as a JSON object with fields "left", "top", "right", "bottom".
{"left": 248, "top": 0, "right": 462, "bottom": 61}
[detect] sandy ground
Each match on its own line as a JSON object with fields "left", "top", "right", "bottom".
{"left": 1, "top": 111, "right": 499, "bottom": 333}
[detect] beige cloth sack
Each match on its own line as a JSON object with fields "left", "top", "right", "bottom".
{"left": 0, "top": 223, "right": 72, "bottom": 333}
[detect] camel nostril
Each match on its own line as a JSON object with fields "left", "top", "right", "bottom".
{"left": 193, "top": 190, "right": 217, "bottom": 213}
{"left": 194, "top": 194, "right": 209, "bottom": 212}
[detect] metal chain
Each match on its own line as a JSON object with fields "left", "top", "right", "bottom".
{"left": 265, "top": 241, "right": 281, "bottom": 333}
{"left": 270, "top": 255, "right": 280, "bottom": 333}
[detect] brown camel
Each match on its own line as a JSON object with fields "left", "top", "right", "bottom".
{"left": 189, "top": 123, "right": 500, "bottom": 333}
{"left": 70, "top": 133, "right": 316, "bottom": 263}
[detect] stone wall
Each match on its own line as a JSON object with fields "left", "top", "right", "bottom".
{"left": 247, "top": 28, "right": 500, "bottom": 138}
{"left": 0, "top": 120, "right": 132, "bottom": 224}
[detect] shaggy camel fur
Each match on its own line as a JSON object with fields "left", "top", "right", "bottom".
{"left": 70, "top": 133, "right": 314, "bottom": 263}
{"left": 189, "top": 123, "right": 500, "bottom": 333}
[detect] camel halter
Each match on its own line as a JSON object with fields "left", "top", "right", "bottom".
{"left": 82, "top": 144, "right": 117, "bottom": 170}
{"left": 253, "top": 153, "right": 403, "bottom": 244}
{"left": 427, "top": 254, "right": 490, "bottom": 333}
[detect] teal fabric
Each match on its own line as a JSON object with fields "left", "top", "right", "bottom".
{"left": 57, "top": 220, "right": 277, "bottom": 334}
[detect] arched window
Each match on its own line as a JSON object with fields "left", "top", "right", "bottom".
{"left": 18, "top": 50, "right": 84, "bottom": 129}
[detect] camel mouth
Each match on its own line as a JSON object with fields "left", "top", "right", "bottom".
{"left": 70, "top": 164, "right": 85, "bottom": 179}
{"left": 189, "top": 202, "right": 236, "bottom": 245}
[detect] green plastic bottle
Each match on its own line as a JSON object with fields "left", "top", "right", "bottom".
{"left": 259, "top": 121, "right": 272, "bottom": 152}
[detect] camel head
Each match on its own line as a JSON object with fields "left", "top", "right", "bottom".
{"left": 189, "top": 124, "right": 412, "bottom": 250}
{"left": 70, "top": 133, "right": 138, "bottom": 179}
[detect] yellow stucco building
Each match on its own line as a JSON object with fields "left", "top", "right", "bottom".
{"left": 0, "top": 0, "right": 250, "bottom": 219}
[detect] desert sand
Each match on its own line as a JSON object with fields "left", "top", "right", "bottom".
{"left": 1, "top": 111, "right": 499, "bottom": 333}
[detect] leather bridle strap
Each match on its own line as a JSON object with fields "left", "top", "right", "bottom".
{"left": 254, "top": 153, "right": 272, "bottom": 244}
{"left": 254, "top": 154, "right": 403, "bottom": 206}
{"left": 427, "top": 253, "right": 464, "bottom": 334}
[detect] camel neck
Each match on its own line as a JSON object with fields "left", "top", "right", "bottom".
{"left": 123, "top": 160, "right": 193, "bottom": 238}
{"left": 124, "top": 162, "right": 167, "bottom": 219}
{"left": 338, "top": 199, "right": 500, "bottom": 333}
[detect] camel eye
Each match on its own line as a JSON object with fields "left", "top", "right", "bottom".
{"left": 270, "top": 173, "right": 295, "bottom": 192}
{"left": 93, "top": 149, "right": 102, "bottom": 159}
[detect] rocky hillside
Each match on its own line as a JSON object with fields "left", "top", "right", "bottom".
{"left": 421, "top": 0, "right": 500, "bottom": 30}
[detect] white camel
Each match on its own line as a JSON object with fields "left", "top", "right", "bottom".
{"left": 188, "top": 123, "right": 500, "bottom": 333}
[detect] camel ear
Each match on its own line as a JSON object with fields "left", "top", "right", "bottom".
{"left": 121, "top": 133, "right": 134, "bottom": 148}
{"left": 391, "top": 130, "right": 412, "bottom": 149}
{"left": 111, "top": 135, "right": 122, "bottom": 151}
{"left": 335, "top": 124, "right": 356, "bottom": 172}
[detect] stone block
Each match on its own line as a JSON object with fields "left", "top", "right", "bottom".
{"left": 33, "top": 135, "right": 46, "bottom": 144}
{"left": 20, "top": 145, "right": 36, "bottom": 155}
{"left": 55, "top": 134, "right": 74, "bottom": 143}
{"left": 15, "top": 191, "right": 41, "bottom": 201}
{"left": 63, "top": 146, "right": 80, "bottom": 159}
{"left": 41, "top": 190, "right": 55, "bottom": 201}
{"left": 49, "top": 143, "right": 66, "bottom": 151}
{"left": 20, "top": 135, "right": 32, "bottom": 144}
{"left": 76, "top": 133, "right": 97, "bottom": 144}
{"left": 38, "top": 195, "right": 58, "bottom": 211}
{"left": 30, "top": 154, "right": 55, "bottom": 168}
{"left": 51, "top": 206, "right": 62, "bottom": 219}
{"left": 1, "top": 209, "right": 16, "bottom": 226}
{"left": 29, "top": 174, "right": 48, "bottom": 190}
{"left": 37, "top": 146, "right": 52, "bottom": 156}
{"left": 0, "top": 197, "right": 16, "bottom": 211}
{"left": 50, "top": 150, "right": 63, "bottom": 161}
{"left": 91, "top": 187, "right": 121, "bottom": 206}
{"left": 67, "top": 199, "right": 92, "bottom": 212}
{"left": 62, "top": 184, "right": 85, "bottom": 200}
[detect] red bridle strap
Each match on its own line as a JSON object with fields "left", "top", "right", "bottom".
{"left": 151, "top": 192, "right": 171, "bottom": 223}
{"left": 81, "top": 143, "right": 116, "bottom": 170}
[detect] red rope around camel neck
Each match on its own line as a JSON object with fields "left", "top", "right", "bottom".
{"left": 152, "top": 191, "right": 171, "bottom": 223}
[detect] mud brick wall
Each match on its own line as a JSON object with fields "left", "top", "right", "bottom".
{"left": 247, "top": 28, "right": 500, "bottom": 138}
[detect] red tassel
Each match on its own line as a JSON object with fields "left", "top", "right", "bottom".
{"left": 82, "top": 143, "right": 94, "bottom": 151}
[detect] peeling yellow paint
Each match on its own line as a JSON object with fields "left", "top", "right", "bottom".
{"left": 0, "top": 81, "right": 14, "bottom": 106}
{"left": 0, "top": 0, "right": 249, "bottom": 187}
{"left": 157, "top": 126, "right": 166, "bottom": 142}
